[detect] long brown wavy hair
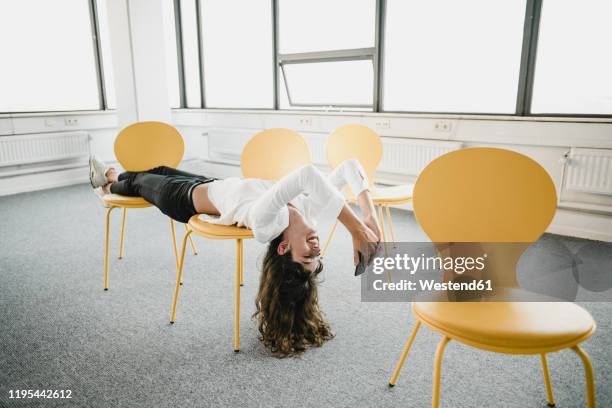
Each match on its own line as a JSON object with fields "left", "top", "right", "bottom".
{"left": 253, "top": 234, "right": 333, "bottom": 356}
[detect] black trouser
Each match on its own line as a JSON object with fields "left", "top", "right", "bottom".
{"left": 110, "top": 166, "right": 216, "bottom": 223}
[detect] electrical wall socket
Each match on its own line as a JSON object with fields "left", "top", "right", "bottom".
{"left": 434, "top": 121, "right": 451, "bottom": 132}
{"left": 298, "top": 117, "right": 312, "bottom": 127}
{"left": 375, "top": 119, "right": 391, "bottom": 129}
{"left": 64, "top": 117, "right": 79, "bottom": 126}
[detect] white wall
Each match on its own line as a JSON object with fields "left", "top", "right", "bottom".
{"left": 106, "top": 0, "right": 171, "bottom": 126}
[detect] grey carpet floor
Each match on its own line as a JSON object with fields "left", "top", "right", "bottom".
{"left": 0, "top": 183, "right": 610, "bottom": 408}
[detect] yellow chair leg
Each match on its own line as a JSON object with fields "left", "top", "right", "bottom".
{"left": 377, "top": 204, "right": 388, "bottom": 253}
{"left": 322, "top": 219, "right": 339, "bottom": 257}
{"left": 239, "top": 240, "right": 244, "bottom": 286}
{"left": 170, "top": 230, "right": 192, "bottom": 323}
{"left": 234, "top": 239, "right": 242, "bottom": 352}
{"left": 169, "top": 220, "right": 184, "bottom": 285}
{"left": 377, "top": 204, "right": 392, "bottom": 282}
{"left": 118, "top": 208, "right": 127, "bottom": 259}
{"left": 541, "top": 354, "right": 556, "bottom": 407}
{"left": 572, "top": 345, "right": 596, "bottom": 408}
{"left": 432, "top": 337, "right": 451, "bottom": 408}
{"left": 385, "top": 205, "right": 397, "bottom": 246}
{"left": 389, "top": 320, "right": 422, "bottom": 386}
{"left": 169, "top": 219, "right": 179, "bottom": 272}
{"left": 104, "top": 206, "right": 116, "bottom": 291}
{"left": 185, "top": 223, "right": 198, "bottom": 255}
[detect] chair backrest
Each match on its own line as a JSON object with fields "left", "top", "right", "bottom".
{"left": 413, "top": 147, "right": 557, "bottom": 288}
{"left": 413, "top": 147, "right": 557, "bottom": 242}
{"left": 114, "top": 122, "right": 184, "bottom": 171}
{"left": 240, "top": 128, "right": 311, "bottom": 180}
{"left": 326, "top": 124, "right": 383, "bottom": 187}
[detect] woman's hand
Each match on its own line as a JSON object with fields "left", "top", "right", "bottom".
{"left": 337, "top": 201, "right": 381, "bottom": 267}
{"left": 356, "top": 189, "right": 381, "bottom": 240}
{"left": 351, "top": 224, "right": 380, "bottom": 266}
{"left": 363, "top": 213, "right": 381, "bottom": 242}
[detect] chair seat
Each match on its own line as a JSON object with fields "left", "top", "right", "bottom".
{"left": 372, "top": 184, "right": 414, "bottom": 204}
{"left": 102, "top": 194, "right": 152, "bottom": 208}
{"left": 413, "top": 295, "right": 595, "bottom": 353}
{"left": 346, "top": 183, "right": 413, "bottom": 205}
{"left": 188, "top": 215, "right": 254, "bottom": 240}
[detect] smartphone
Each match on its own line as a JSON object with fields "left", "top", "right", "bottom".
{"left": 355, "top": 251, "right": 367, "bottom": 276}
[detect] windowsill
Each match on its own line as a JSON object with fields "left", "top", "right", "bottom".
{"left": 0, "top": 109, "right": 116, "bottom": 119}
{"left": 171, "top": 108, "right": 612, "bottom": 124}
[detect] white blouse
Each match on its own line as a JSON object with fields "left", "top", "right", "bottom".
{"left": 199, "top": 159, "right": 370, "bottom": 243}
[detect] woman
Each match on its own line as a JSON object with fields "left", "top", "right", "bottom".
{"left": 90, "top": 156, "right": 381, "bottom": 355}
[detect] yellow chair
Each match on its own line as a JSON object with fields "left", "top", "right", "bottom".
{"left": 169, "top": 128, "right": 311, "bottom": 352}
{"left": 101, "top": 121, "right": 197, "bottom": 290}
{"left": 388, "top": 148, "right": 597, "bottom": 407}
{"left": 322, "top": 124, "right": 413, "bottom": 255}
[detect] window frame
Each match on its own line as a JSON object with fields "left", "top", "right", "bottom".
{"left": 380, "top": 0, "right": 609, "bottom": 119}
{"left": 273, "top": 0, "right": 381, "bottom": 111}
{"left": 185, "top": 0, "right": 274, "bottom": 110}
{"left": 278, "top": 48, "right": 377, "bottom": 109}
{"left": 180, "top": 0, "right": 605, "bottom": 119}
{"left": 6, "top": 0, "right": 605, "bottom": 118}
{"left": 521, "top": 0, "right": 612, "bottom": 118}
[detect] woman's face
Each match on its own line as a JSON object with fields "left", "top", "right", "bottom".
{"left": 277, "top": 206, "right": 321, "bottom": 272}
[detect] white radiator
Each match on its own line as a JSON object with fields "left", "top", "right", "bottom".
{"left": 0, "top": 131, "right": 90, "bottom": 168}
{"left": 378, "top": 138, "right": 462, "bottom": 176}
{"left": 565, "top": 147, "right": 612, "bottom": 195}
{"left": 206, "top": 128, "right": 255, "bottom": 164}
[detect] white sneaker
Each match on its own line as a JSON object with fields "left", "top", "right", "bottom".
{"left": 89, "top": 155, "right": 108, "bottom": 188}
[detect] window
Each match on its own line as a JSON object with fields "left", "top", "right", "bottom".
{"left": 278, "top": 0, "right": 376, "bottom": 110}
{"left": 200, "top": 0, "right": 273, "bottom": 108}
{"left": 281, "top": 58, "right": 373, "bottom": 108}
{"left": 531, "top": 0, "right": 612, "bottom": 115}
{"left": 178, "top": 0, "right": 202, "bottom": 108}
{"left": 278, "top": 0, "right": 375, "bottom": 54}
{"left": 162, "top": 0, "right": 181, "bottom": 109}
{"left": 383, "top": 0, "right": 525, "bottom": 114}
{"left": 169, "top": 0, "right": 610, "bottom": 117}
{"left": 0, "top": 0, "right": 102, "bottom": 112}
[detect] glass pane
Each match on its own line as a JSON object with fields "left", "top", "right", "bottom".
{"left": 531, "top": 0, "right": 612, "bottom": 115}
{"left": 162, "top": 0, "right": 181, "bottom": 108}
{"left": 0, "top": 0, "right": 100, "bottom": 112}
{"left": 180, "top": 0, "right": 201, "bottom": 108}
{"left": 279, "top": 0, "right": 376, "bottom": 54}
{"left": 95, "top": 0, "right": 116, "bottom": 109}
{"left": 282, "top": 60, "right": 373, "bottom": 108}
{"left": 383, "top": 0, "right": 525, "bottom": 113}
{"left": 201, "top": 0, "right": 273, "bottom": 108}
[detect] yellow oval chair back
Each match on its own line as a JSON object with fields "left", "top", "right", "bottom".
{"left": 241, "top": 128, "right": 311, "bottom": 180}
{"left": 326, "top": 124, "right": 383, "bottom": 187}
{"left": 413, "top": 147, "right": 557, "bottom": 243}
{"left": 414, "top": 147, "right": 558, "bottom": 289}
{"left": 114, "top": 121, "right": 185, "bottom": 172}
{"left": 323, "top": 124, "right": 410, "bottom": 254}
